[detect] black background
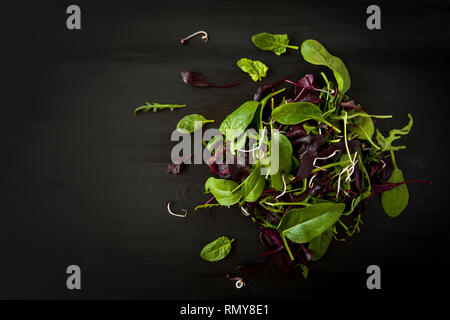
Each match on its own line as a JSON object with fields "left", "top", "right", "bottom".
{"left": 1, "top": 0, "right": 449, "bottom": 305}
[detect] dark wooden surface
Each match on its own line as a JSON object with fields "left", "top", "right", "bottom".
{"left": 1, "top": 0, "right": 449, "bottom": 301}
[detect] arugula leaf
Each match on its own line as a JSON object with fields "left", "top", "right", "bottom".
{"left": 176, "top": 114, "right": 214, "bottom": 133}
{"left": 251, "top": 33, "right": 298, "bottom": 56}
{"left": 237, "top": 58, "right": 268, "bottom": 82}
{"left": 134, "top": 102, "right": 187, "bottom": 115}
{"left": 277, "top": 203, "right": 345, "bottom": 243}
{"left": 242, "top": 166, "right": 266, "bottom": 202}
{"left": 200, "top": 236, "right": 234, "bottom": 261}
{"left": 376, "top": 114, "right": 413, "bottom": 151}
{"left": 219, "top": 101, "right": 260, "bottom": 140}
{"left": 205, "top": 177, "right": 242, "bottom": 206}
{"left": 381, "top": 167, "right": 409, "bottom": 217}
{"left": 300, "top": 39, "right": 351, "bottom": 96}
{"left": 308, "top": 227, "right": 334, "bottom": 261}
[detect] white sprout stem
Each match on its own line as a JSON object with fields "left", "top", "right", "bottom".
{"left": 167, "top": 202, "right": 188, "bottom": 218}
{"left": 275, "top": 173, "right": 287, "bottom": 199}
{"left": 335, "top": 152, "right": 358, "bottom": 198}
{"left": 380, "top": 159, "right": 386, "bottom": 170}
{"left": 240, "top": 206, "right": 250, "bottom": 216}
{"left": 181, "top": 31, "right": 208, "bottom": 43}
{"left": 308, "top": 174, "right": 317, "bottom": 189}
{"left": 235, "top": 279, "right": 245, "bottom": 289}
{"left": 237, "top": 128, "right": 266, "bottom": 153}
{"left": 313, "top": 150, "right": 340, "bottom": 171}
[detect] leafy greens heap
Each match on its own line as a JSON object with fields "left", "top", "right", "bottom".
{"left": 168, "top": 34, "right": 430, "bottom": 277}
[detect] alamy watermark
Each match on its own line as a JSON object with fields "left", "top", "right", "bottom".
{"left": 171, "top": 125, "right": 279, "bottom": 175}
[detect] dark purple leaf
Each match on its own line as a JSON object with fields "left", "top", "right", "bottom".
{"left": 380, "top": 157, "right": 393, "bottom": 183}
{"left": 181, "top": 71, "right": 238, "bottom": 88}
{"left": 286, "top": 74, "right": 321, "bottom": 103}
{"left": 253, "top": 75, "right": 291, "bottom": 101}
{"left": 340, "top": 100, "right": 364, "bottom": 111}
{"left": 285, "top": 124, "right": 307, "bottom": 140}
{"left": 260, "top": 227, "right": 284, "bottom": 249}
{"left": 295, "top": 135, "right": 324, "bottom": 180}
{"left": 317, "top": 139, "right": 360, "bottom": 158}
{"left": 310, "top": 172, "right": 328, "bottom": 195}
{"left": 167, "top": 161, "right": 183, "bottom": 175}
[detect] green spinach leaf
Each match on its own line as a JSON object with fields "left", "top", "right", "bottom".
{"left": 200, "top": 236, "right": 234, "bottom": 262}
{"left": 219, "top": 101, "right": 260, "bottom": 140}
{"left": 237, "top": 58, "right": 268, "bottom": 82}
{"left": 271, "top": 130, "right": 293, "bottom": 174}
{"left": 251, "top": 33, "right": 298, "bottom": 56}
{"left": 277, "top": 203, "right": 345, "bottom": 243}
{"left": 205, "top": 177, "right": 242, "bottom": 206}
{"left": 349, "top": 111, "right": 374, "bottom": 141}
{"left": 300, "top": 39, "right": 351, "bottom": 96}
{"left": 308, "top": 227, "right": 334, "bottom": 261}
{"left": 242, "top": 166, "right": 266, "bottom": 202}
{"left": 176, "top": 114, "right": 214, "bottom": 133}
{"left": 381, "top": 167, "right": 409, "bottom": 217}
{"left": 271, "top": 102, "right": 323, "bottom": 124}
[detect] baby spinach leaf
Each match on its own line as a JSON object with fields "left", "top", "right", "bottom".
{"left": 349, "top": 111, "right": 374, "bottom": 141}
{"left": 376, "top": 114, "right": 413, "bottom": 151}
{"left": 271, "top": 102, "right": 323, "bottom": 125}
{"left": 271, "top": 131, "right": 293, "bottom": 174}
{"left": 176, "top": 114, "right": 214, "bottom": 133}
{"left": 278, "top": 203, "right": 345, "bottom": 244}
{"left": 308, "top": 227, "right": 334, "bottom": 261}
{"left": 242, "top": 166, "right": 266, "bottom": 202}
{"left": 237, "top": 58, "right": 268, "bottom": 82}
{"left": 134, "top": 102, "right": 187, "bottom": 115}
{"left": 381, "top": 167, "right": 409, "bottom": 217}
{"left": 205, "top": 177, "right": 242, "bottom": 206}
{"left": 251, "top": 33, "right": 298, "bottom": 56}
{"left": 219, "top": 101, "right": 260, "bottom": 140}
{"left": 300, "top": 39, "right": 351, "bottom": 96}
{"left": 200, "top": 236, "right": 234, "bottom": 262}
{"left": 270, "top": 172, "right": 284, "bottom": 191}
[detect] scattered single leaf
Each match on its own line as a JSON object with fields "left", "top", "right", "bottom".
{"left": 237, "top": 58, "right": 268, "bottom": 82}
{"left": 200, "top": 236, "right": 234, "bottom": 261}
{"left": 251, "top": 33, "right": 298, "bottom": 56}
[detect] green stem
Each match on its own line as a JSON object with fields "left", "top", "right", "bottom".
{"left": 286, "top": 178, "right": 307, "bottom": 194}
{"left": 264, "top": 200, "right": 311, "bottom": 207}
{"left": 283, "top": 44, "right": 299, "bottom": 50}
{"left": 390, "top": 149, "right": 397, "bottom": 169}
{"left": 321, "top": 119, "right": 341, "bottom": 134}
{"left": 312, "top": 159, "right": 352, "bottom": 173}
{"left": 331, "top": 114, "right": 392, "bottom": 120}
{"left": 343, "top": 112, "right": 353, "bottom": 164}
{"left": 281, "top": 234, "right": 295, "bottom": 261}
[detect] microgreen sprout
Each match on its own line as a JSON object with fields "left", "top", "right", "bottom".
{"left": 180, "top": 31, "right": 208, "bottom": 44}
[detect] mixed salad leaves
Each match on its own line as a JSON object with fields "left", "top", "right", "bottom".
{"left": 135, "top": 32, "right": 431, "bottom": 280}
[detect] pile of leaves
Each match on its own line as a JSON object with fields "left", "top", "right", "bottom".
{"left": 137, "top": 33, "right": 430, "bottom": 279}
